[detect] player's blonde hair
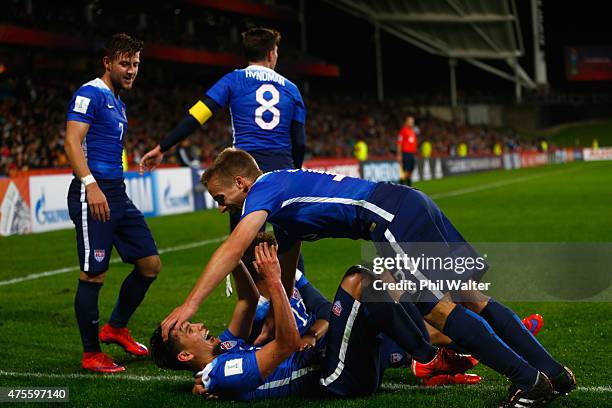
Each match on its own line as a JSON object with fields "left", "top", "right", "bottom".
{"left": 201, "top": 148, "right": 262, "bottom": 187}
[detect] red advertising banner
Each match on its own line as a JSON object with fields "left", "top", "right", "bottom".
{"left": 520, "top": 152, "right": 549, "bottom": 168}
{"left": 303, "top": 158, "right": 361, "bottom": 178}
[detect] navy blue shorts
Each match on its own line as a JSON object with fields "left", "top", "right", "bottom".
{"left": 67, "top": 178, "right": 158, "bottom": 275}
{"left": 402, "top": 152, "right": 415, "bottom": 172}
{"left": 364, "top": 183, "right": 488, "bottom": 308}
{"left": 319, "top": 287, "right": 382, "bottom": 397}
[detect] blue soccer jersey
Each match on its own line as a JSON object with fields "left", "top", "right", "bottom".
{"left": 197, "top": 336, "right": 319, "bottom": 400}
{"left": 66, "top": 78, "right": 127, "bottom": 180}
{"left": 241, "top": 169, "right": 378, "bottom": 247}
{"left": 251, "top": 270, "right": 315, "bottom": 336}
{"left": 205, "top": 65, "right": 306, "bottom": 156}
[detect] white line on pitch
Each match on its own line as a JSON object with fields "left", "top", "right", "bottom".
{"left": 382, "top": 382, "right": 612, "bottom": 393}
{"left": 0, "top": 236, "right": 227, "bottom": 287}
{"left": 429, "top": 167, "right": 575, "bottom": 200}
{"left": 0, "top": 371, "right": 609, "bottom": 394}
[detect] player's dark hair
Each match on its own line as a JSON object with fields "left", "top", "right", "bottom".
{"left": 242, "top": 28, "right": 281, "bottom": 62}
{"left": 201, "top": 148, "right": 262, "bottom": 187}
{"left": 243, "top": 232, "right": 278, "bottom": 280}
{"left": 104, "top": 33, "right": 143, "bottom": 61}
{"left": 150, "top": 326, "right": 191, "bottom": 371}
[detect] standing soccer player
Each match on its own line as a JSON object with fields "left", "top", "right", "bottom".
{"left": 139, "top": 27, "right": 307, "bottom": 300}
{"left": 64, "top": 34, "right": 161, "bottom": 373}
{"left": 397, "top": 115, "right": 418, "bottom": 186}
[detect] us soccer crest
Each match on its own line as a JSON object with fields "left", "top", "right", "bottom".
{"left": 94, "top": 249, "right": 105, "bottom": 262}
{"left": 332, "top": 300, "right": 342, "bottom": 316}
{"left": 220, "top": 340, "right": 237, "bottom": 351}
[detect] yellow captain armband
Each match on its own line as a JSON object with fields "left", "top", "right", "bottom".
{"left": 188, "top": 100, "right": 213, "bottom": 125}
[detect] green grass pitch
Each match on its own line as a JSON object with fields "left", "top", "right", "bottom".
{"left": 1, "top": 161, "right": 611, "bottom": 407}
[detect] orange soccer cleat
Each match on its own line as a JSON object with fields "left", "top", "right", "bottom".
{"left": 412, "top": 347, "right": 478, "bottom": 378}
{"left": 82, "top": 352, "right": 125, "bottom": 373}
{"left": 422, "top": 373, "right": 482, "bottom": 387}
{"left": 522, "top": 314, "right": 544, "bottom": 336}
{"left": 99, "top": 323, "right": 149, "bottom": 357}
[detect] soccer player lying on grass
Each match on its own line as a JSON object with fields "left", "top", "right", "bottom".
{"left": 241, "top": 232, "right": 482, "bottom": 387}
{"left": 162, "top": 148, "right": 576, "bottom": 407}
{"left": 152, "top": 243, "right": 481, "bottom": 400}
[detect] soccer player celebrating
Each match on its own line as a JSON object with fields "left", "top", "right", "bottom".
{"left": 162, "top": 148, "right": 575, "bottom": 407}
{"left": 152, "top": 243, "right": 473, "bottom": 400}
{"left": 64, "top": 34, "right": 161, "bottom": 373}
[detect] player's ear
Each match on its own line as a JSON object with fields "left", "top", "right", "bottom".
{"left": 102, "top": 56, "right": 111, "bottom": 72}
{"left": 177, "top": 350, "right": 195, "bottom": 363}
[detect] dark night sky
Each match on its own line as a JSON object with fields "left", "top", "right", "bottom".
{"left": 300, "top": 0, "right": 612, "bottom": 97}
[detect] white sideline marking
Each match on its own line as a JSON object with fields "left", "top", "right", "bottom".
{"left": 0, "top": 165, "right": 574, "bottom": 288}
{"left": 0, "top": 371, "right": 609, "bottom": 394}
{"left": 0, "top": 236, "right": 227, "bottom": 287}
{"left": 381, "top": 382, "right": 612, "bottom": 393}
{"left": 429, "top": 168, "right": 572, "bottom": 200}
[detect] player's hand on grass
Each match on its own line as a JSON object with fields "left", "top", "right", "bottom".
{"left": 161, "top": 302, "right": 198, "bottom": 341}
{"left": 139, "top": 144, "right": 164, "bottom": 174}
{"left": 252, "top": 242, "right": 281, "bottom": 283}
{"left": 86, "top": 183, "right": 110, "bottom": 222}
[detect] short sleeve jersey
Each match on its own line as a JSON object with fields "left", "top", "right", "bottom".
{"left": 205, "top": 65, "right": 306, "bottom": 152}
{"left": 66, "top": 78, "right": 127, "bottom": 180}
{"left": 397, "top": 126, "right": 417, "bottom": 153}
{"left": 240, "top": 170, "right": 378, "bottom": 248}
{"left": 197, "top": 334, "right": 319, "bottom": 400}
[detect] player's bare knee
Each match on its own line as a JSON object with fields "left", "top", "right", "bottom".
{"left": 458, "top": 290, "right": 489, "bottom": 313}
{"left": 135, "top": 255, "right": 162, "bottom": 278}
{"left": 425, "top": 299, "right": 456, "bottom": 331}
{"left": 79, "top": 271, "right": 106, "bottom": 283}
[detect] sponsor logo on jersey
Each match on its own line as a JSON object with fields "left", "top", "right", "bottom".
{"left": 332, "top": 300, "right": 342, "bottom": 317}
{"left": 94, "top": 249, "right": 105, "bottom": 262}
{"left": 220, "top": 340, "right": 237, "bottom": 351}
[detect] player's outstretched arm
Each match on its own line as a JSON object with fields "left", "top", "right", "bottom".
{"left": 139, "top": 97, "right": 220, "bottom": 174}
{"left": 65, "top": 120, "right": 110, "bottom": 222}
{"left": 253, "top": 243, "right": 302, "bottom": 378}
{"left": 161, "top": 210, "right": 267, "bottom": 340}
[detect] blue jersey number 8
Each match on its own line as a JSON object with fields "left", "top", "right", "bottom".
{"left": 255, "top": 84, "right": 280, "bottom": 130}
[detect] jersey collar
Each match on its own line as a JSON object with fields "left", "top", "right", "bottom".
{"left": 245, "top": 64, "right": 276, "bottom": 74}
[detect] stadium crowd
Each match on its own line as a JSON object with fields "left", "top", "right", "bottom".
{"left": 0, "top": 76, "right": 541, "bottom": 176}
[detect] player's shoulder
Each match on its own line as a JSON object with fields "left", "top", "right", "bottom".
{"left": 74, "top": 78, "right": 111, "bottom": 99}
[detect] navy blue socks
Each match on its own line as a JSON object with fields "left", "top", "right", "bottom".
{"left": 443, "top": 304, "right": 538, "bottom": 390}
{"left": 109, "top": 271, "right": 156, "bottom": 328}
{"left": 480, "top": 299, "right": 564, "bottom": 379}
{"left": 75, "top": 279, "right": 103, "bottom": 352}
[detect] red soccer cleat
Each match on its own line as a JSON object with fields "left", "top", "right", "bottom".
{"left": 99, "top": 323, "right": 149, "bottom": 356}
{"left": 422, "top": 373, "right": 482, "bottom": 387}
{"left": 522, "top": 314, "right": 544, "bottom": 336}
{"left": 412, "top": 348, "right": 478, "bottom": 378}
{"left": 82, "top": 352, "right": 125, "bottom": 373}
